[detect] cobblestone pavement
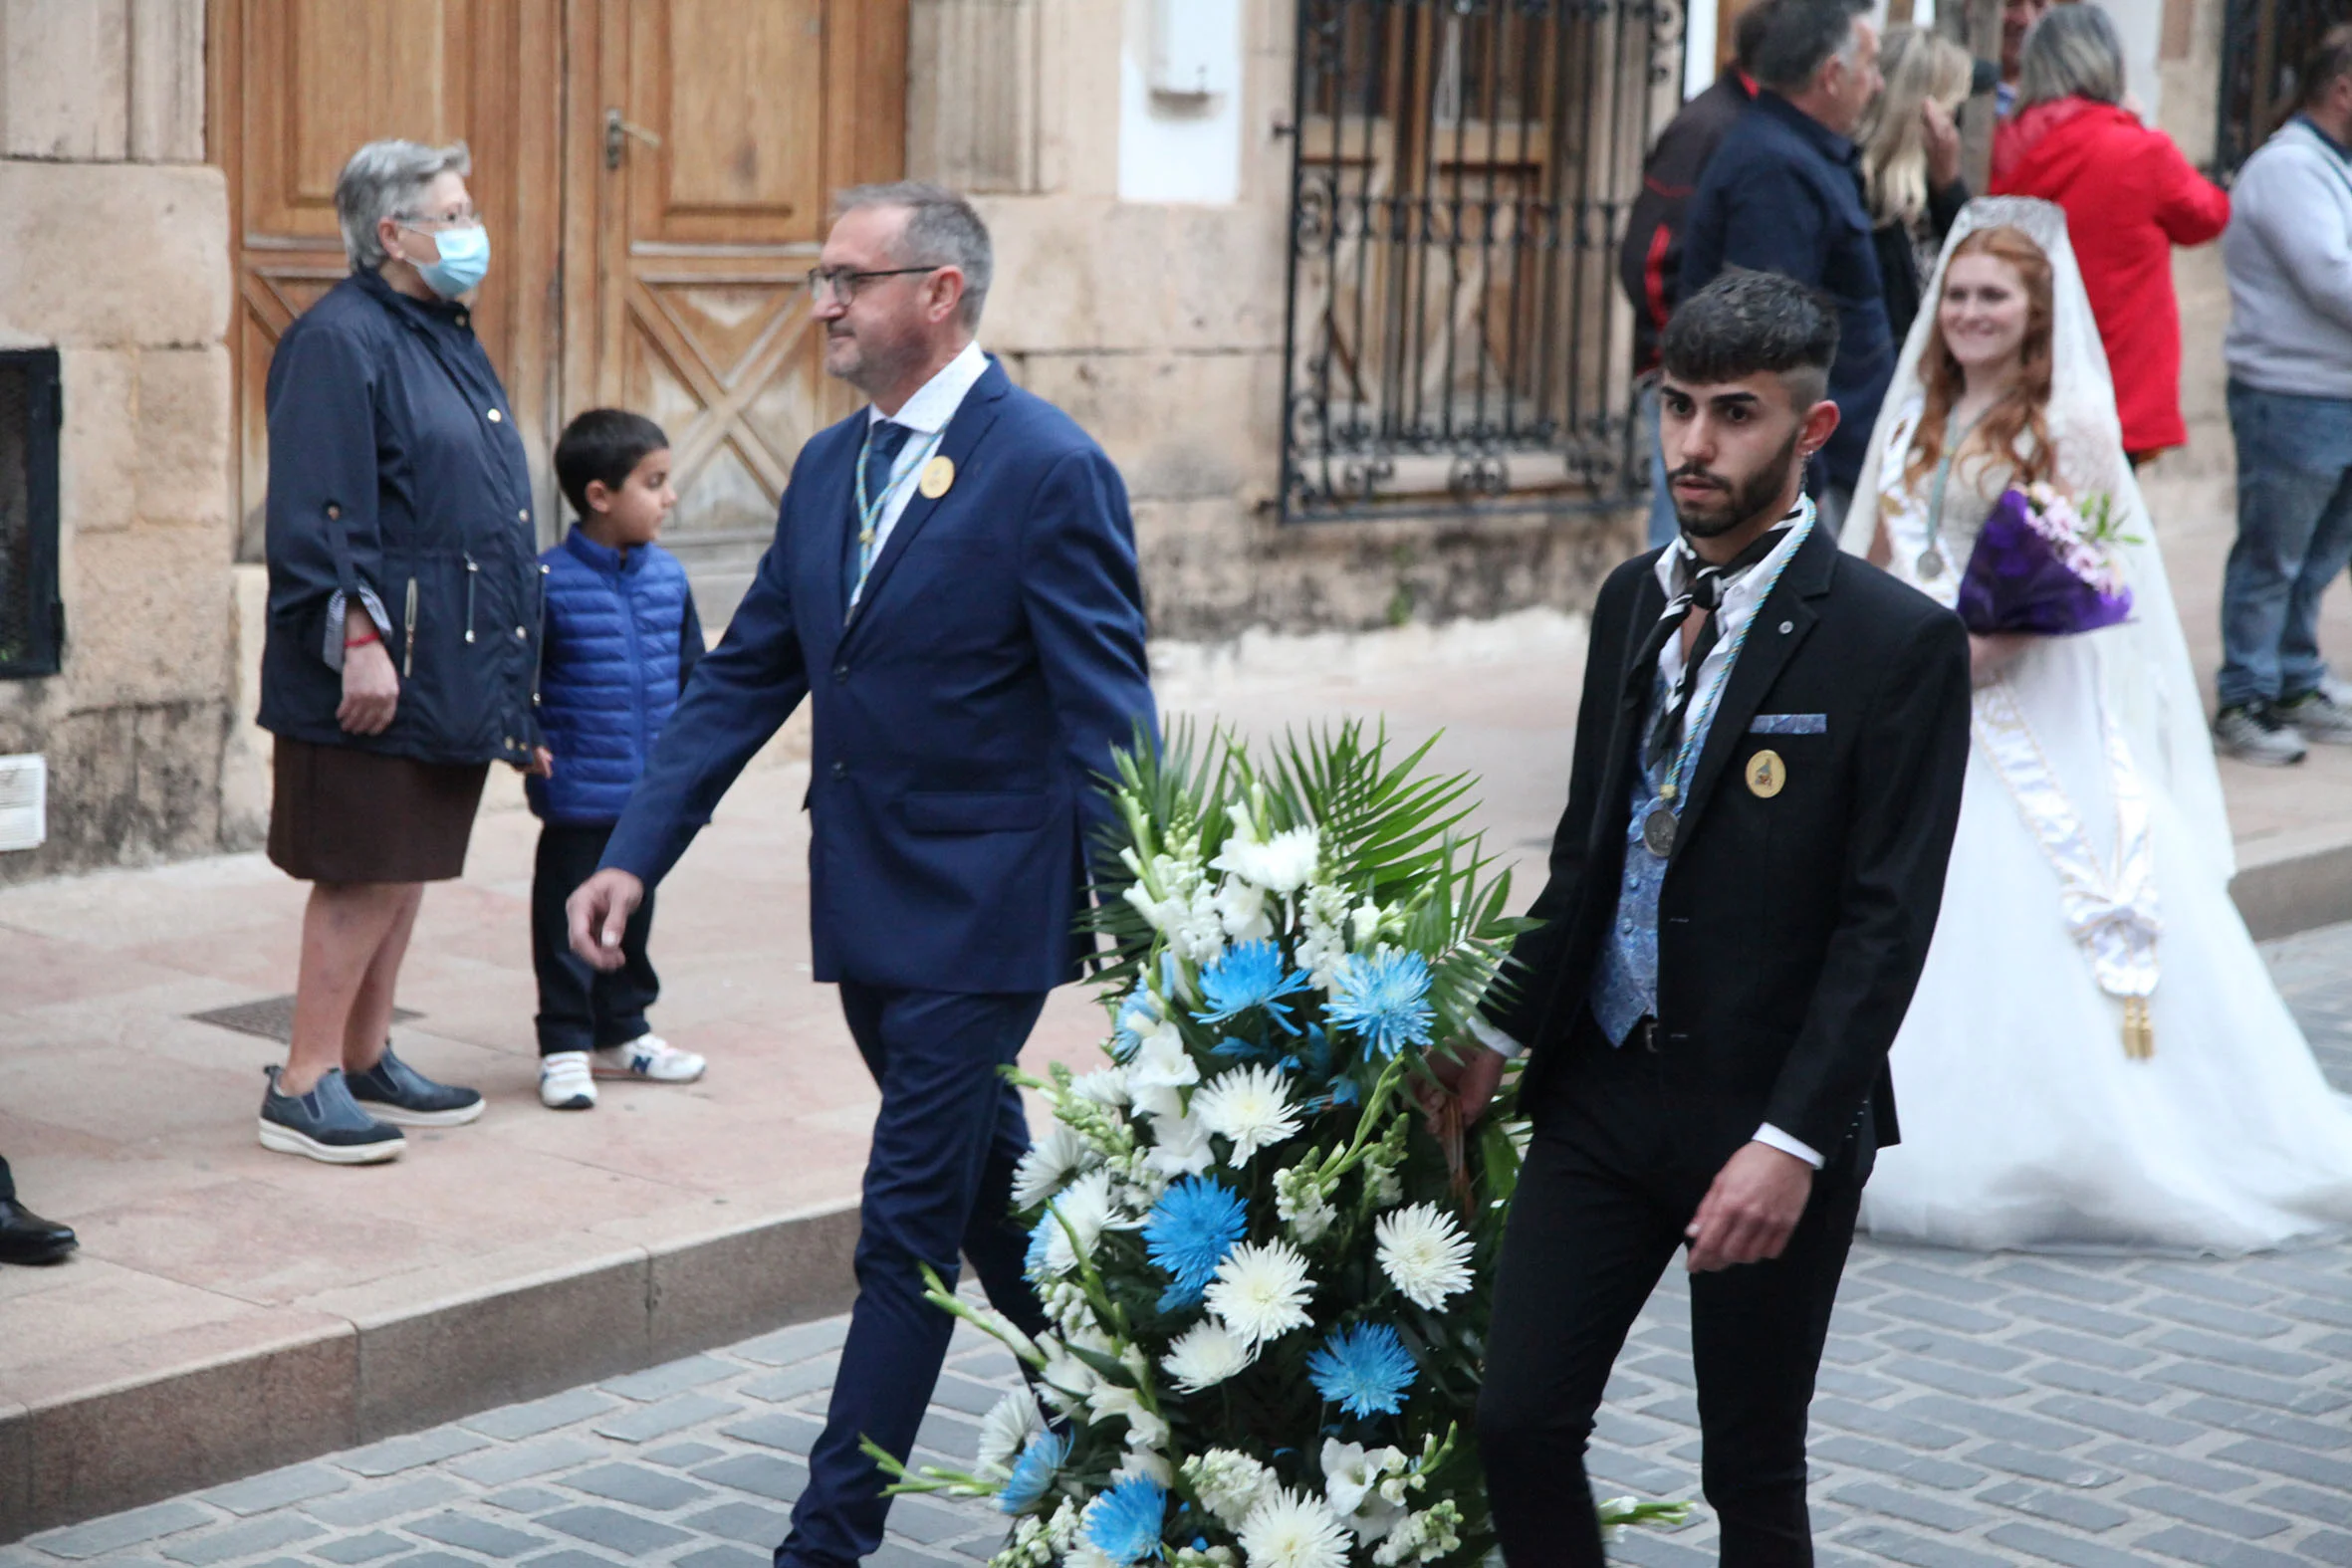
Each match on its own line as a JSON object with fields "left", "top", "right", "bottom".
{"left": 15, "top": 922, "right": 2352, "bottom": 1568}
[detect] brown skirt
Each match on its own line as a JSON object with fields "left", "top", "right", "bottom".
{"left": 268, "top": 738, "right": 489, "bottom": 884}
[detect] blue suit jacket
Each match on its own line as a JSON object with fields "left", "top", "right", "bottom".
{"left": 600, "top": 358, "right": 1157, "bottom": 995}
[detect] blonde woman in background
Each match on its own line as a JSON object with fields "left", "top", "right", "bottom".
{"left": 1861, "top": 27, "right": 1988, "bottom": 341}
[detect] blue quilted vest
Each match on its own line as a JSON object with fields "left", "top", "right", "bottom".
{"left": 529, "top": 528, "right": 696, "bottom": 825}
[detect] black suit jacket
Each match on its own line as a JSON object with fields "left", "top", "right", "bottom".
{"left": 1491, "top": 525, "right": 1971, "bottom": 1164}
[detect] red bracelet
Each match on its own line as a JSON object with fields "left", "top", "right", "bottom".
{"left": 345, "top": 629, "right": 382, "bottom": 649}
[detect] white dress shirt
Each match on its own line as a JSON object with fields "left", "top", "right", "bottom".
{"left": 850, "top": 338, "right": 991, "bottom": 608}
{"left": 1470, "top": 516, "right": 1828, "bottom": 1171}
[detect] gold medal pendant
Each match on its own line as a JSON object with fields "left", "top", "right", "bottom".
{"left": 1746, "top": 749, "right": 1785, "bottom": 798}
{"left": 919, "top": 455, "right": 956, "bottom": 500}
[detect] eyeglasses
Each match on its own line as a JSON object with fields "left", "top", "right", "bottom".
{"left": 395, "top": 210, "right": 482, "bottom": 231}
{"left": 804, "top": 265, "right": 941, "bottom": 305}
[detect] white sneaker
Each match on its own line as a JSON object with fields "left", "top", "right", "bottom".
{"left": 539, "top": 1051, "right": 597, "bottom": 1110}
{"left": 592, "top": 1033, "right": 706, "bottom": 1084}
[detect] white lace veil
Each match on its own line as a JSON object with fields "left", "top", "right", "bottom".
{"left": 1839, "top": 196, "right": 2235, "bottom": 882}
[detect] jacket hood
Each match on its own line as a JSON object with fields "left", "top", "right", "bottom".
{"left": 1992, "top": 97, "right": 2136, "bottom": 187}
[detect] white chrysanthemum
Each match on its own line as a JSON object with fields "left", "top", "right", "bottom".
{"left": 976, "top": 1388, "right": 1047, "bottom": 1476}
{"left": 1204, "top": 1238, "right": 1315, "bottom": 1345}
{"left": 1070, "top": 1065, "right": 1131, "bottom": 1108}
{"left": 1237, "top": 1486, "right": 1352, "bottom": 1568}
{"left": 1128, "top": 1020, "right": 1202, "bottom": 1093}
{"left": 1142, "top": 1108, "right": 1217, "bottom": 1180}
{"left": 1161, "top": 1318, "right": 1256, "bottom": 1393}
{"left": 1183, "top": 1449, "right": 1278, "bottom": 1526}
{"left": 1375, "top": 1203, "right": 1475, "bottom": 1309}
{"left": 1213, "top": 876, "right": 1276, "bottom": 942}
{"left": 1212, "top": 824, "right": 1321, "bottom": 895}
{"left": 1012, "top": 1122, "right": 1093, "bottom": 1210}
{"left": 1192, "top": 1064, "right": 1301, "bottom": 1167}
{"left": 1034, "top": 1170, "right": 1129, "bottom": 1277}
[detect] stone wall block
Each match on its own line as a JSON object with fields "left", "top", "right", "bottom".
{"left": 61, "top": 525, "right": 232, "bottom": 710}
{"left": 1, "top": 0, "right": 130, "bottom": 160}
{"left": 60, "top": 347, "right": 139, "bottom": 536}
{"left": 1022, "top": 348, "right": 1276, "bottom": 503}
{"left": 0, "top": 163, "right": 230, "bottom": 348}
{"left": 132, "top": 344, "right": 232, "bottom": 527}
{"left": 128, "top": 0, "right": 206, "bottom": 162}
{"left": 907, "top": 0, "right": 1040, "bottom": 193}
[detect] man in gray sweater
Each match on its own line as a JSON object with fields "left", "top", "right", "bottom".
{"left": 2218, "top": 24, "right": 2352, "bottom": 764}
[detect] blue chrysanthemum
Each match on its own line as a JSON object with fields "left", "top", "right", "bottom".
{"left": 1022, "top": 1213, "right": 1057, "bottom": 1281}
{"left": 1306, "top": 1321, "right": 1418, "bottom": 1418}
{"left": 1142, "top": 1176, "right": 1248, "bottom": 1310}
{"left": 997, "top": 1428, "right": 1070, "bottom": 1513}
{"left": 1194, "top": 940, "right": 1313, "bottom": 1034}
{"left": 1325, "top": 950, "right": 1436, "bottom": 1058}
{"left": 1083, "top": 1476, "right": 1168, "bottom": 1563}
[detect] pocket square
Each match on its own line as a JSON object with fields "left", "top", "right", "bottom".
{"left": 1750, "top": 713, "right": 1827, "bottom": 735}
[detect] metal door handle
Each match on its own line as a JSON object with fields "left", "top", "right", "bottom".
{"left": 604, "top": 109, "right": 662, "bottom": 170}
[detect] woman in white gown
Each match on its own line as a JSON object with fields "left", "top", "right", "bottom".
{"left": 1841, "top": 197, "right": 2352, "bottom": 1253}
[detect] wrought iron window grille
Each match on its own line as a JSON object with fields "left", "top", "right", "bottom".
{"left": 0, "top": 348, "right": 62, "bottom": 680}
{"left": 1279, "top": 0, "right": 1678, "bottom": 525}
{"left": 2217, "top": 0, "right": 2337, "bottom": 177}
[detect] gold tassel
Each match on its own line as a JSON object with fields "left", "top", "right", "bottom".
{"left": 2121, "top": 996, "right": 2155, "bottom": 1060}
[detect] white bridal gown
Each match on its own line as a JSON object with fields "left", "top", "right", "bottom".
{"left": 1840, "top": 199, "right": 2352, "bottom": 1255}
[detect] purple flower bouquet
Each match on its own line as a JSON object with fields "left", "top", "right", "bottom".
{"left": 1956, "top": 483, "right": 2134, "bottom": 636}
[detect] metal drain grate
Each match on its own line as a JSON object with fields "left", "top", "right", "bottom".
{"left": 189, "top": 994, "right": 422, "bottom": 1044}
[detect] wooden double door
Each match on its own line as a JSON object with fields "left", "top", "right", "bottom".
{"left": 211, "top": 0, "right": 909, "bottom": 620}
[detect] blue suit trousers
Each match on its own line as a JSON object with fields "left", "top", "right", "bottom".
{"left": 780, "top": 984, "right": 1051, "bottom": 1567}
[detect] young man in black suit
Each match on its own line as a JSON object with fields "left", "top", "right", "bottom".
{"left": 1437, "top": 272, "right": 1972, "bottom": 1564}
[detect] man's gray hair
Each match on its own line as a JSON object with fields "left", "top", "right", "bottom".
{"left": 335, "top": 139, "right": 472, "bottom": 271}
{"left": 1749, "top": 0, "right": 1871, "bottom": 98}
{"left": 2017, "top": 4, "right": 2125, "bottom": 110}
{"left": 835, "top": 181, "right": 993, "bottom": 328}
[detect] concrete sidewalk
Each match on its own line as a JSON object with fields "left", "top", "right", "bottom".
{"left": 3, "top": 481, "right": 2350, "bottom": 1536}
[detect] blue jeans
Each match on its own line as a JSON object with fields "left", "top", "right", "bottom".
{"left": 1639, "top": 379, "right": 1679, "bottom": 551}
{"left": 2220, "top": 381, "right": 2352, "bottom": 708}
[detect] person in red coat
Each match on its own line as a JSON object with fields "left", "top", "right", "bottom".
{"left": 1990, "top": 4, "right": 2229, "bottom": 462}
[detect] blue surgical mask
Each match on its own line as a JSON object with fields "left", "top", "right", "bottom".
{"left": 409, "top": 223, "right": 490, "bottom": 299}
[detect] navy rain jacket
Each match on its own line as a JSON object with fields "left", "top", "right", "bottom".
{"left": 258, "top": 269, "right": 544, "bottom": 768}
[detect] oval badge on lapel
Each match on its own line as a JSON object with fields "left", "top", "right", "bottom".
{"left": 919, "top": 455, "right": 956, "bottom": 500}
{"left": 1746, "top": 749, "right": 1786, "bottom": 798}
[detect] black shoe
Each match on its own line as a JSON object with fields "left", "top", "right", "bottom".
{"left": 259, "top": 1066, "right": 406, "bottom": 1165}
{"left": 0, "top": 1197, "right": 78, "bottom": 1265}
{"left": 346, "top": 1045, "right": 485, "bottom": 1128}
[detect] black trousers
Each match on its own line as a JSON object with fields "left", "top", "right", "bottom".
{"left": 532, "top": 821, "right": 660, "bottom": 1056}
{"left": 1479, "top": 1012, "right": 1863, "bottom": 1567}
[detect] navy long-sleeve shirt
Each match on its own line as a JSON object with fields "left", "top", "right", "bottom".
{"left": 1679, "top": 92, "right": 1897, "bottom": 494}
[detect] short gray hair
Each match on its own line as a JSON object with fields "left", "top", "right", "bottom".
{"left": 335, "top": 139, "right": 472, "bottom": 271}
{"left": 2018, "top": 4, "right": 2125, "bottom": 110}
{"left": 834, "top": 181, "right": 993, "bottom": 328}
{"left": 1750, "top": 0, "right": 1871, "bottom": 98}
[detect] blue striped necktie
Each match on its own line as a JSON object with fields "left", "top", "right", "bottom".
{"left": 847, "top": 420, "right": 913, "bottom": 603}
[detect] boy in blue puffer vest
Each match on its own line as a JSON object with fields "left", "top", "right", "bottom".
{"left": 531, "top": 410, "right": 708, "bottom": 1110}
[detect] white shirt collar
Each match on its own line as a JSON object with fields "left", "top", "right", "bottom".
{"left": 868, "top": 339, "right": 990, "bottom": 436}
{"left": 1650, "top": 509, "right": 1807, "bottom": 604}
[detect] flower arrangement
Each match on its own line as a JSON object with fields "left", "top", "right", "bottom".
{"left": 1956, "top": 483, "right": 2134, "bottom": 636}
{"left": 869, "top": 723, "right": 1690, "bottom": 1565}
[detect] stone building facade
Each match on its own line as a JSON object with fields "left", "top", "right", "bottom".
{"left": 0, "top": 0, "right": 2262, "bottom": 881}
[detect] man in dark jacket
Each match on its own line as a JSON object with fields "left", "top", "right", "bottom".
{"left": 1620, "top": 1, "right": 1774, "bottom": 549}
{"left": 1681, "top": 0, "right": 1889, "bottom": 531}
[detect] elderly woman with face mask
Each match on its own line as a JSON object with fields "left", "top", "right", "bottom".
{"left": 254, "top": 138, "right": 545, "bottom": 1164}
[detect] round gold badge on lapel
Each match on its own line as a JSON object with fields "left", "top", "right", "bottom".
{"left": 918, "top": 455, "right": 956, "bottom": 500}
{"left": 1746, "top": 749, "right": 1786, "bottom": 798}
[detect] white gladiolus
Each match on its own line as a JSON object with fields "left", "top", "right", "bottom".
{"left": 1012, "top": 1123, "right": 1093, "bottom": 1210}
{"left": 1236, "top": 1486, "right": 1353, "bottom": 1568}
{"left": 1115, "top": 1447, "right": 1175, "bottom": 1486}
{"left": 1088, "top": 1382, "right": 1171, "bottom": 1451}
{"left": 1204, "top": 1238, "right": 1316, "bottom": 1346}
{"left": 1213, "top": 876, "right": 1276, "bottom": 942}
{"left": 1374, "top": 1203, "right": 1476, "bottom": 1309}
{"left": 1192, "top": 1064, "right": 1302, "bottom": 1167}
{"left": 1319, "top": 1439, "right": 1408, "bottom": 1541}
{"left": 1212, "top": 824, "right": 1321, "bottom": 895}
{"left": 1161, "top": 1318, "right": 1256, "bottom": 1392}
{"left": 1184, "top": 1448, "right": 1278, "bottom": 1525}
{"left": 977, "top": 1389, "right": 1048, "bottom": 1476}
{"left": 1128, "top": 1020, "right": 1203, "bottom": 1093}
{"left": 1143, "top": 1108, "right": 1218, "bottom": 1179}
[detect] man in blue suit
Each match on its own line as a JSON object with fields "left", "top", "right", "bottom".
{"left": 568, "top": 181, "right": 1156, "bottom": 1567}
